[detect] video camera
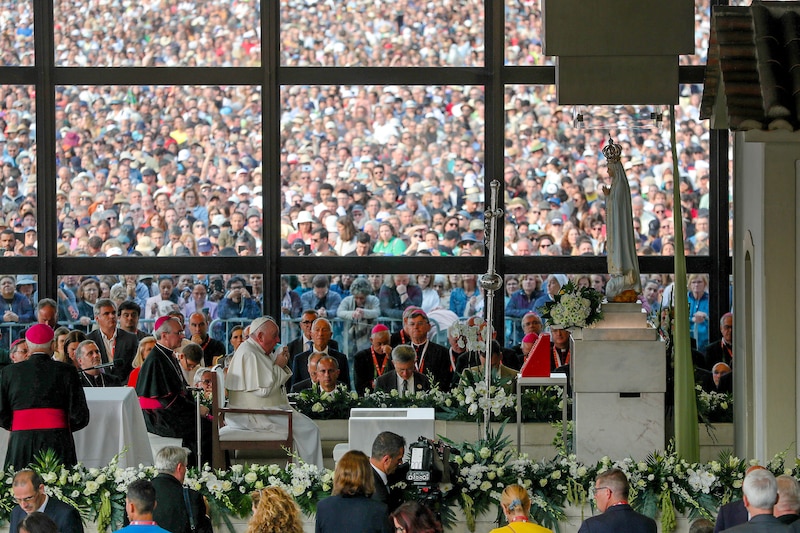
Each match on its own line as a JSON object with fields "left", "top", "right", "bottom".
{"left": 406, "top": 437, "right": 459, "bottom": 520}
{"left": 406, "top": 436, "right": 458, "bottom": 487}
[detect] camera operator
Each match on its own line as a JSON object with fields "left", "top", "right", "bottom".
{"left": 370, "top": 431, "right": 406, "bottom": 514}
{"left": 217, "top": 277, "right": 261, "bottom": 320}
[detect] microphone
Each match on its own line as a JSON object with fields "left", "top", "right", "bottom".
{"left": 78, "top": 360, "right": 122, "bottom": 373}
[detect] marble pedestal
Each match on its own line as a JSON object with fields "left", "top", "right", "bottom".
{"left": 573, "top": 303, "right": 666, "bottom": 462}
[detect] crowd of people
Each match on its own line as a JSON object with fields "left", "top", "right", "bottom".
{"left": 0, "top": 3, "right": 722, "bottom": 337}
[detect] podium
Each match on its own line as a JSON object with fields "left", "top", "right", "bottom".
{"left": 332, "top": 408, "right": 435, "bottom": 462}
{"left": 572, "top": 303, "right": 665, "bottom": 462}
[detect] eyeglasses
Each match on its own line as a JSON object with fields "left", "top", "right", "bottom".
{"left": 413, "top": 233, "right": 423, "bottom": 239}
{"left": 592, "top": 486, "right": 610, "bottom": 494}
{"left": 539, "top": 243, "right": 552, "bottom": 249}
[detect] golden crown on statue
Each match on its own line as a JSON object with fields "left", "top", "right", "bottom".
{"left": 601, "top": 137, "right": 622, "bottom": 163}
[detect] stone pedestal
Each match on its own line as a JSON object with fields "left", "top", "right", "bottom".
{"left": 573, "top": 303, "right": 666, "bottom": 462}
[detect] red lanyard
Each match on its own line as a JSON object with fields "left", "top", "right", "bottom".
{"left": 371, "top": 347, "right": 389, "bottom": 377}
{"left": 553, "top": 346, "right": 570, "bottom": 368}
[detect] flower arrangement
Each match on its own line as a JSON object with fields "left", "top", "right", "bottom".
{"left": 12, "top": 436, "right": 800, "bottom": 533}
{"left": 539, "top": 281, "right": 604, "bottom": 329}
{"left": 448, "top": 317, "right": 491, "bottom": 352}
{"left": 288, "top": 382, "right": 721, "bottom": 425}
{"left": 696, "top": 386, "right": 733, "bottom": 423}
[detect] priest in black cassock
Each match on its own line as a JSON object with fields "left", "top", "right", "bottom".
{"left": 135, "top": 316, "right": 210, "bottom": 463}
{"left": 75, "top": 340, "right": 122, "bottom": 387}
{"left": 0, "top": 324, "right": 89, "bottom": 470}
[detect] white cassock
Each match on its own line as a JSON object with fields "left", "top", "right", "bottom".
{"left": 225, "top": 338, "right": 324, "bottom": 468}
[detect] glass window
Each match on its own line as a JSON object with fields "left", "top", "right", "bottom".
{"left": 280, "top": 0, "right": 484, "bottom": 67}
{"left": 0, "top": 3, "right": 34, "bottom": 66}
{"left": 280, "top": 84, "right": 484, "bottom": 257}
{"left": 54, "top": 3, "right": 261, "bottom": 67}
{"left": 55, "top": 85, "right": 262, "bottom": 257}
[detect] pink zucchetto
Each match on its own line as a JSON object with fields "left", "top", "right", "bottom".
{"left": 154, "top": 316, "right": 175, "bottom": 332}
{"left": 522, "top": 333, "right": 539, "bottom": 344}
{"left": 25, "top": 324, "right": 54, "bottom": 345}
{"left": 371, "top": 324, "right": 389, "bottom": 334}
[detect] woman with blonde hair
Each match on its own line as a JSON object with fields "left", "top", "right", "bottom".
{"left": 126, "top": 336, "right": 156, "bottom": 388}
{"left": 247, "top": 486, "right": 302, "bottom": 533}
{"left": 315, "top": 450, "right": 389, "bottom": 533}
{"left": 490, "top": 484, "right": 552, "bottom": 533}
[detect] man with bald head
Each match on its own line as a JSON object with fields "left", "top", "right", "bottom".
{"left": 226, "top": 316, "right": 323, "bottom": 468}
{"left": 290, "top": 317, "right": 350, "bottom": 388}
{"left": 0, "top": 324, "right": 89, "bottom": 469}
{"left": 187, "top": 312, "right": 226, "bottom": 366}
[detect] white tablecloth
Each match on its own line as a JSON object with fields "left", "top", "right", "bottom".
{"left": 0, "top": 387, "right": 154, "bottom": 468}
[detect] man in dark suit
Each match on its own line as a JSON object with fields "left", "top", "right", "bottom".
{"left": 290, "top": 318, "right": 349, "bottom": 388}
{"left": 724, "top": 469, "right": 788, "bottom": 533}
{"left": 290, "top": 351, "right": 323, "bottom": 393}
{"left": 405, "top": 309, "right": 452, "bottom": 390}
{"left": 370, "top": 431, "right": 406, "bottom": 515}
{"left": 150, "top": 446, "right": 211, "bottom": 533}
{"left": 286, "top": 309, "right": 338, "bottom": 364}
{"left": 714, "top": 466, "right": 766, "bottom": 533}
{"left": 9, "top": 469, "right": 83, "bottom": 533}
{"left": 86, "top": 298, "right": 139, "bottom": 382}
{"left": 375, "top": 345, "right": 431, "bottom": 395}
{"left": 703, "top": 312, "right": 733, "bottom": 371}
{"left": 578, "top": 468, "right": 656, "bottom": 533}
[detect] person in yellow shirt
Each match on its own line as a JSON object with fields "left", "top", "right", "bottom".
{"left": 490, "top": 484, "right": 552, "bottom": 533}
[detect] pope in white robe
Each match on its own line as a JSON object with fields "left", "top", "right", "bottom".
{"left": 225, "top": 316, "right": 324, "bottom": 468}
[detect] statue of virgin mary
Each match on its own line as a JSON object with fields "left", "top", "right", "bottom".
{"left": 601, "top": 138, "right": 641, "bottom": 301}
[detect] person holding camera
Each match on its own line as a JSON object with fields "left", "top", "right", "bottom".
{"left": 217, "top": 277, "right": 261, "bottom": 321}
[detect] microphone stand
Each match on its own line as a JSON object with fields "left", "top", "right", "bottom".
{"left": 187, "top": 386, "right": 204, "bottom": 469}
{"left": 78, "top": 361, "right": 118, "bottom": 373}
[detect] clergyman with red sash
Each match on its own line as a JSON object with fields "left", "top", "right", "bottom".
{"left": 0, "top": 324, "right": 89, "bottom": 470}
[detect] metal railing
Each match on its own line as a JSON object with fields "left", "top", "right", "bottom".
{"left": 1, "top": 315, "right": 526, "bottom": 356}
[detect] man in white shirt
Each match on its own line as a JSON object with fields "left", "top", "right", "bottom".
{"left": 374, "top": 344, "right": 430, "bottom": 395}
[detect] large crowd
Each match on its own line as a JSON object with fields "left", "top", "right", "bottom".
{"left": 0, "top": 1, "right": 724, "bottom": 353}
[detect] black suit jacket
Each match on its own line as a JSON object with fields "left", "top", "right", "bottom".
{"left": 371, "top": 465, "right": 402, "bottom": 514}
{"left": 151, "top": 473, "right": 211, "bottom": 533}
{"left": 9, "top": 496, "right": 83, "bottom": 533}
{"left": 715, "top": 499, "right": 748, "bottom": 533}
{"left": 375, "top": 370, "right": 430, "bottom": 394}
{"left": 291, "top": 347, "right": 350, "bottom": 389}
{"left": 578, "top": 503, "right": 657, "bottom": 533}
{"left": 725, "top": 514, "right": 791, "bottom": 533}
{"left": 291, "top": 378, "right": 317, "bottom": 393}
{"left": 86, "top": 328, "right": 139, "bottom": 382}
